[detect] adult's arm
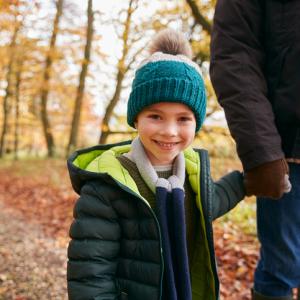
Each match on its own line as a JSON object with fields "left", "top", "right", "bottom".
{"left": 210, "top": 0, "right": 284, "bottom": 170}
{"left": 67, "top": 181, "right": 121, "bottom": 300}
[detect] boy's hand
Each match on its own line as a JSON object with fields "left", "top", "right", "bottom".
{"left": 244, "top": 159, "right": 289, "bottom": 199}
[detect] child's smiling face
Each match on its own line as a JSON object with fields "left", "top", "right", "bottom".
{"left": 134, "top": 102, "right": 196, "bottom": 166}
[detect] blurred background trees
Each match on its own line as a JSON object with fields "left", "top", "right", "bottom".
{"left": 0, "top": 0, "right": 236, "bottom": 159}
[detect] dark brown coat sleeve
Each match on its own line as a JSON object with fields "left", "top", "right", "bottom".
{"left": 210, "top": 0, "right": 284, "bottom": 170}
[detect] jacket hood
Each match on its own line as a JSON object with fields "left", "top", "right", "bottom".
{"left": 67, "top": 140, "right": 201, "bottom": 207}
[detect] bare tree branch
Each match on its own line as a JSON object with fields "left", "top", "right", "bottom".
{"left": 185, "top": 0, "right": 212, "bottom": 35}
{"left": 125, "top": 46, "right": 146, "bottom": 72}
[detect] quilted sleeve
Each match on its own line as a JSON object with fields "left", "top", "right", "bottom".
{"left": 67, "top": 181, "right": 121, "bottom": 300}
{"left": 212, "top": 171, "right": 245, "bottom": 220}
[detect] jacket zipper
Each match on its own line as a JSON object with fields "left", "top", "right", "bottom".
{"left": 113, "top": 180, "right": 165, "bottom": 300}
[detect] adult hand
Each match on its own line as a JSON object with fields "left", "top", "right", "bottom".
{"left": 244, "top": 159, "right": 289, "bottom": 199}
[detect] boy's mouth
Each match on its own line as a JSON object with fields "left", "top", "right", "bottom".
{"left": 154, "top": 140, "right": 179, "bottom": 149}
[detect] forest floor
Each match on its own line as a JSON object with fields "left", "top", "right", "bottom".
{"left": 0, "top": 158, "right": 290, "bottom": 300}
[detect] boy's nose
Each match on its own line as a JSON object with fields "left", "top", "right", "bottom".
{"left": 160, "top": 123, "right": 178, "bottom": 136}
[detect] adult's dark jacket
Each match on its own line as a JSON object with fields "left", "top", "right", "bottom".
{"left": 210, "top": 0, "right": 300, "bottom": 170}
{"left": 66, "top": 141, "right": 245, "bottom": 300}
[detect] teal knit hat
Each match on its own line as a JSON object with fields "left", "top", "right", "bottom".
{"left": 127, "top": 30, "right": 206, "bottom": 132}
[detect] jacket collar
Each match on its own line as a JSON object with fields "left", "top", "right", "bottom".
{"left": 69, "top": 141, "right": 201, "bottom": 206}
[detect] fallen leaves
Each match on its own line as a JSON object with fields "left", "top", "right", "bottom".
{"left": 0, "top": 166, "right": 77, "bottom": 241}
{"left": 214, "top": 221, "right": 259, "bottom": 299}
{"left": 0, "top": 160, "right": 260, "bottom": 300}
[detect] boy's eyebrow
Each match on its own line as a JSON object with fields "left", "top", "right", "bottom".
{"left": 145, "top": 108, "right": 162, "bottom": 113}
{"left": 146, "top": 108, "right": 194, "bottom": 115}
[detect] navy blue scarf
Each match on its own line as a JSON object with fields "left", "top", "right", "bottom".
{"left": 130, "top": 138, "right": 192, "bottom": 300}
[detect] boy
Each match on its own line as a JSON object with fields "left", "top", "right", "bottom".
{"left": 67, "top": 29, "right": 245, "bottom": 300}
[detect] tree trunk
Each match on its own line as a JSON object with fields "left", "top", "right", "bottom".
{"left": 14, "top": 58, "right": 23, "bottom": 160}
{"left": 66, "top": 0, "right": 94, "bottom": 156}
{"left": 0, "top": 25, "right": 19, "bottom": 157}
{"left": 40, "top": 0, "right": 63, "bottom": 157}
{"left": 99, "top": 70, "right": 125, "bottom": 144}
{"left": 98, "top": 0, "right": 135, "bottom": 144}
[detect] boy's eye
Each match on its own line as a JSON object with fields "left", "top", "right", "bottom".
{"left": 148, "top": 114, "right": 161, "bottom": 120}
{"left": 179, "top": 117, "right": 193, "bottom": 122}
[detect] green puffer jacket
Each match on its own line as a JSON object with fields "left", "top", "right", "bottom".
{"left": 67, "top": 140, "right": 245, "bottom": 300}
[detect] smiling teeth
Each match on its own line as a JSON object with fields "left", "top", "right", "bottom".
{"left": 157, "top": 142, "right": 177, "bottom": 147}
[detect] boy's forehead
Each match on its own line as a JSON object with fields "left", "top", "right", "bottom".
{"left": 143, "top": 102, "right": 194, "bottom": 114}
